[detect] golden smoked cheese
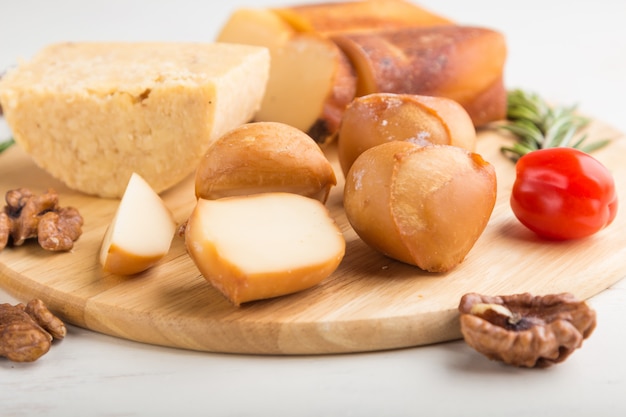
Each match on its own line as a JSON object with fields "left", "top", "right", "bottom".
{"left": 0, "top": 42, "right": 270, "bottom": 197}
{"left": 185, "top": 192, "right": 346, "bottom": 306}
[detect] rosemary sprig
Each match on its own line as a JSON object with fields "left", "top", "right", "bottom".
{"left": 498, "top": 89, "right": 611, "bottom": 162}
{"left": 0, "top": 138, "right": 14, "bottom": 154}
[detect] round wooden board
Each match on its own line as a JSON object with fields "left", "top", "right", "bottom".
{"left": 1, "top": 121, "right": 625, "bottom": 355}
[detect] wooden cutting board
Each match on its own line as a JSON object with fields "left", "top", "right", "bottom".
{"left": 1, "top": 121, "right": 625, "bottom": 355}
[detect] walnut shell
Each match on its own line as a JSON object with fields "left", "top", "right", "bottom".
{"left": 458, "top": 292, "right": 597, "bottom": 368}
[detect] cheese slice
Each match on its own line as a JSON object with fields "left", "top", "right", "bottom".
{"left": 185, "top": 193, "right": 346, "bottom": 306}
{"left": 0, "top": 42, "right": 270, "bottom": 197}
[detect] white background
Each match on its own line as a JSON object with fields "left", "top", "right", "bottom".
{"left": 1, "top": 1, "right": 626, "bottom": 416}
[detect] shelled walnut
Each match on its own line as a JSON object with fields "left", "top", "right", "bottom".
{"left": 0, "top": 188, "right": 83, "bottom": 252}
{"left": 458, "top": 292, "right": 596, "bottom": 368}
{"left": 0, "top": 299, "right": 66, "bottom": 362}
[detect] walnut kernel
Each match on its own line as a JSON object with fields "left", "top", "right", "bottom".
{"left": 0, "top": 299, "right": 66, "bottom": 362}
{"left": 0, "top": 188, "right": 83, "bottom": 252}
{"left": 458, "top": 292, "right": 596, "bottom": 368}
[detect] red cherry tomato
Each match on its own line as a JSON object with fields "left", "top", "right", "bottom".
{"left": 510, "top": 147, "right": 618, "bottom": 240}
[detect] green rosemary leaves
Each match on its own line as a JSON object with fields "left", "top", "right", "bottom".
{"left": 498, "top": 89, "right": 611, "bottom": 161}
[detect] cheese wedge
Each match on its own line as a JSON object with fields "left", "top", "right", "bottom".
{"left": 99, "top": 172, "right": 177, "bottom": 276}
{"left": 185, "top": 193, "right": 346, "bottom": 306}
{"left": 217, "top": 8, "right": 357, "bottom": 144}
{"left": 0, "top": 42, "right": 270, "bottom": 197}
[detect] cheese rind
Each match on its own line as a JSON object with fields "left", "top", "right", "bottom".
{"left": 331, "top": 26, "right": 507, "bottom": 126}
{"left": 0, "top": 42, "right": 270, "bottom": 197}
{"left": 274, "top": 0, "right": 453, "bottom": 34}
{"left": 194, "top": 121, "right": 337, "bottom": 202}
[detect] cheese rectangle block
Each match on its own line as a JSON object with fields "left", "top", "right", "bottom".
{"left": 0, "top": 42, "right": 270, "bottom": 197}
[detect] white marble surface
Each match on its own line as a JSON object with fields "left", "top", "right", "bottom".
{"left": 1, "top": 1, "right": 626, "bottom": 416}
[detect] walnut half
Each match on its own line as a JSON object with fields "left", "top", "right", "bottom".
{"left": 0, "top": 188, "right": 83, "bottom": 252}
{"left": 0, "top": 299, "right": 67, "bottom": 362}
{"left": 458, "top": 292, "right": 597, "bottom": 368}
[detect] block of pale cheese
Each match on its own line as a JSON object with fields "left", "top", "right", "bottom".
{"left": 0, "top": 42, "right": 270, "bottom": 197}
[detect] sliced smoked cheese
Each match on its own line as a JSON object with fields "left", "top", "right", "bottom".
{"left": 99, "top": 172, "right": 177, "bottom": 276}
{"left": 217, "top": 8, "right": 357, "bottom": 144}
{"left": 0, "top": 42, "right": 270, "bottom": 197}
{"left": 184, "top": 193, "right": 346, "bottom": 306}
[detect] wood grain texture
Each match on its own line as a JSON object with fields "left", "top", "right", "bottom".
{"left": 1, "top": 121, "right": 625, "bottom": 355}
